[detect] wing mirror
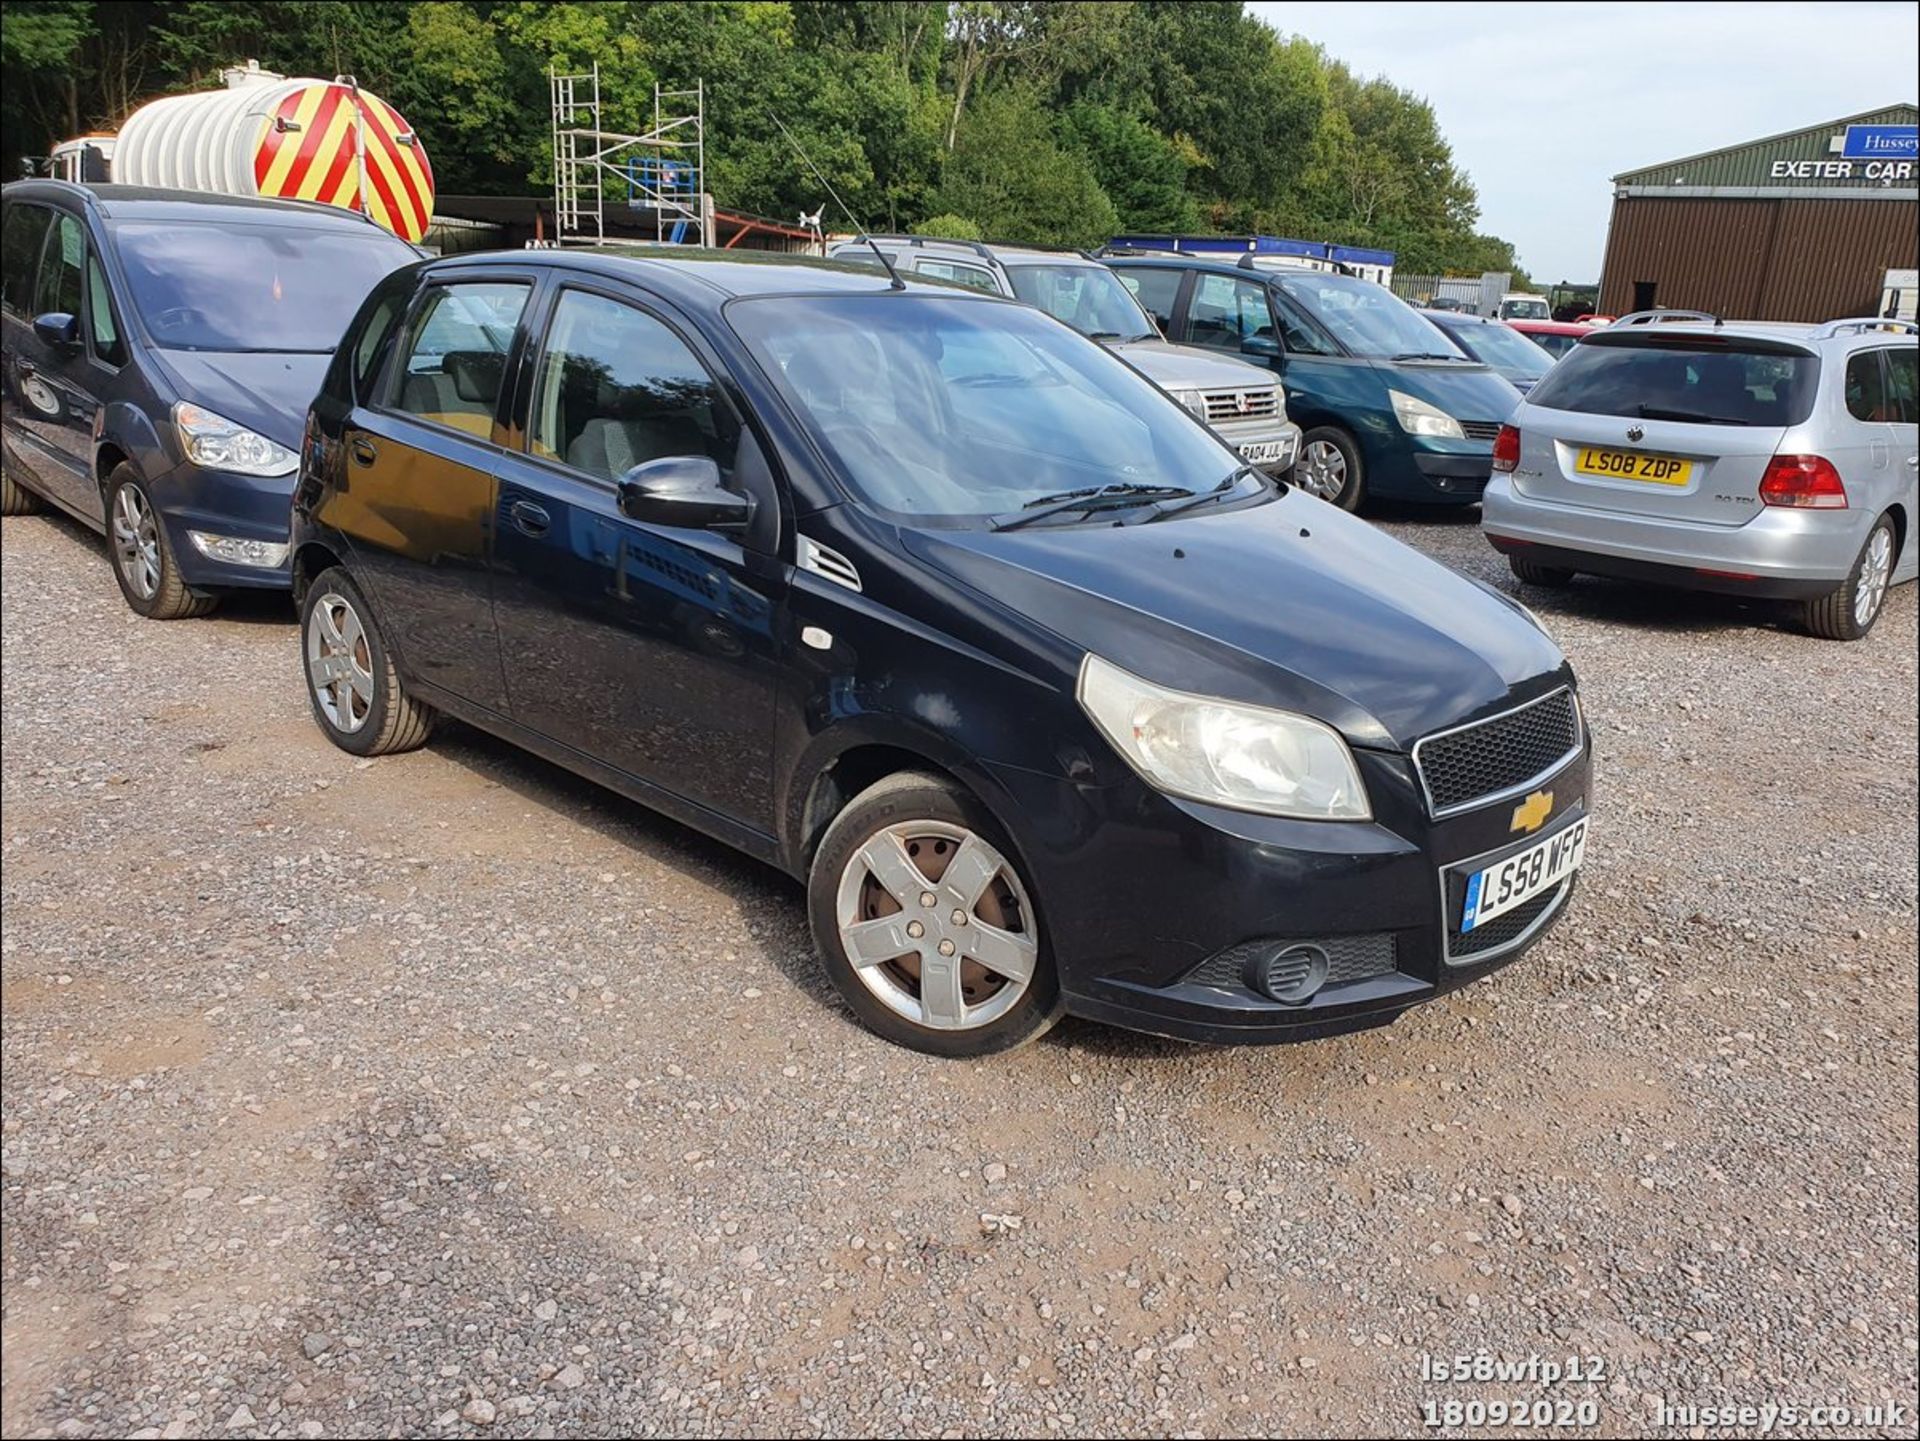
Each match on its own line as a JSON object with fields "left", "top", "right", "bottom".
{"left": 1240, "top": 334, "right": 1283, "bottom": 360}
{"left": 615, "top": 455, "right": 753, "bottom": 532}
{"left": 33, "top": 312, "right": 80, "bottom": 348}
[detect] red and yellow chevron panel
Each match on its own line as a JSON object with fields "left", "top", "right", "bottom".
{"left": 251, "top": 83, "right": 435, "bottom": 242}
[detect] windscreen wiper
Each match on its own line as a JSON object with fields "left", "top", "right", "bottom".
{"left": 991, "top": 483, "right": 1191, "bottom": 532}
{"left": 1635, "top": 403, "right": 1745, "bottom": 426}
{"left": 1146, "top": 467, "right": 1263, "bottom": 522}
{"left": 1392, "top": 351, "right": 1470, "bottom": 362}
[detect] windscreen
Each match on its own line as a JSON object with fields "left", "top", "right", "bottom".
{"left": 1460, "top": 322, "right": 1554, "bottom": 375}
{"left": 112, "top": 220, "right": 418, "bottom": 352}
{"left": 1006, "top": 264, "right": 1156, "bottom": 342}
{"left": 1526, "top": 338, "right": 1820, "bottom": 425}
{"left": 1278, "top": 273, "right": 1471, "bottom": 360}
{"left": 730, "top": 294, "right": 1239, "bottom": 523}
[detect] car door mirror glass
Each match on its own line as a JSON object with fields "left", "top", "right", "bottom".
{"left": 616, "top": 455, "right": 753, "bottom": 532}
{"left": 33, "top": 311, "right": 80, "bottom": 348}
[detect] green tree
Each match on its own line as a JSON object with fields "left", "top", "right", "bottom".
{"left": 910, "top": 212, "right": 984, "bottom": 240}
{"left": 928, "top": 85, "right": 1117, "bottom": 247}
{"left": 1058, "top": 101, "right": 1199, "bottom": 233}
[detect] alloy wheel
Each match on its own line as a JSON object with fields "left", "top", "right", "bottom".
{"left": 834, "top": 820, "right": 1039, "bottom": 1031}
{"left": 1855, "top": 526, "right": 1893, "bottom": 628}
{"left": 306, "top": 589, "right": 376, "bottom": 734}
{"left": 1296, "top": 440, "right": 1347, "bottom": 502}
{"left": 110, "top": 485, "right": 162, "bottom": 601}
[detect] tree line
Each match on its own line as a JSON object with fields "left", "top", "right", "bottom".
{"left": 0, "top": 1, "right": 1531, "bottom": 282}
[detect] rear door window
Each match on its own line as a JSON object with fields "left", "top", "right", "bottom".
{"left": 388, "top": 280, "right": 530, "bottom": 440}
{"left": 1526, "top": 340, "right": 1818, "bottom": 426}
{"left": 1844, "top": 350, "right": 1891, "bottom": 422}
{"left": 1, "top": 203, "right": 53, "bottom": 317}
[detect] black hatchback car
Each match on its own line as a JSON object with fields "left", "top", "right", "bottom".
{"left": 291, "top": 249, "right": 1592, "bottom": 1057}
{"left": 0, "top": 182, "right": 418, "bottom": 616}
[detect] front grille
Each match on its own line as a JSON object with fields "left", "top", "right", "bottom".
{"left": 1414, "top": 688, "right": 1581, "bottom": 816}
{"left": 1458, "top": 420, "right": 1503, "bottom": 441}
{"left": 1203, "top": 387, "right": 1280, "bottom": 423}
{"left": 1183, "top": 933, "right": 1397, "bottom": 991}
{"left": 1446, "top": 880, "right": 1567, "bottom": 962}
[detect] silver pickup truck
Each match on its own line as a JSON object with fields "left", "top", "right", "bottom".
{"left": 828, "top": 236, "right": 1302, "bottom": 476}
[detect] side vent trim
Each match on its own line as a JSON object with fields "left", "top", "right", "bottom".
{"left": 799, "top": 536, "right": 863, "bottom": 593}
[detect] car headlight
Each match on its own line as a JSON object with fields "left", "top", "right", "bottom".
{"left": 173, "top": 402, "right": 297, "bottom": 477}
{"left": 1387, "top": 388, "right": 1465, "bottom": 440}
{"left": 1167, "top": 388, "right": 1212, "bottom": 423}
{"left": 1076, "top": 654, "right": 1371, "bottom": 820}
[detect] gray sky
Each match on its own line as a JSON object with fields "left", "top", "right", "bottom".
{"left": 1248, "top": 0, "right": 1919, "bottom": 282}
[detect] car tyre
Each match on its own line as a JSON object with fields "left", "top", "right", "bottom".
{"left": 1295, "top": 426, "right": 1364, "bottom": 510}
{"left": 808, "top": 771, "right": 1063, "bottom": 1058}
{"left": 1801, "top": 514, "right": 1896, "bottom": 642}
{"left": 2, "top": 464, "right": 43, "bottom": 515}
{"left": 300, "top": 565, "right": 435, "bottom": 756}
{"left": 1509, "top": 554, "right": 1576, "bottom": 588}
{"left": 106, "top": 465, "right": 215, "bottom": 619}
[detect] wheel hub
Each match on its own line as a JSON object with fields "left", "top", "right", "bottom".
{"left": 835, "top": 821, "right": 1039, "bottom": 1032}
{"left": 307, "top": 591, "right": 377, "bottom": 734}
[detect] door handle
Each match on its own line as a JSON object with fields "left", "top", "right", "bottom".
{"left": 348, "top": 437, "right": 378, "bottom": 467}
{"left": 507, "top": 498, "right": 551, "bottom": 537}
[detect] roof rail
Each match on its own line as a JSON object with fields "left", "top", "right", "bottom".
{"left": 1610, "top": 308, "right": 1721, "bottom": 328}
{"left": 1237, "top": 252, "right": 1356, "bottom": 278}
{"left": 853, "top": 232, "right": 999, "bottom": 263}
{"left": 1807, "top": 316, "right": 1920, "bottom": 340}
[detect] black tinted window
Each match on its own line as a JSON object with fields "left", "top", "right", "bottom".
{"left": 530, "top": 290, "right": 737, "bottom": 480}
{"left": 1885, "top": 347, "right": 1918, "bottom": 425}
{"left": 1, "top": 203, "right": 52, "bottom": 316}
{"left": 1527, "top": 340, "right": 1818, "bottom": 426}
{"left": 391, "top": 281, "right": 529, "bottom": 439}
{"left": 1845, "top": 351, "right": 1889, "bottom": 422}
{"left": 111, "top": 221, "right": 416, "bottom": 352}
{"left": 1117, "top": 268, "right": 1180, "bottom": 331}
{"left": 34, "top": 213, "right": 84, "bottom": 318}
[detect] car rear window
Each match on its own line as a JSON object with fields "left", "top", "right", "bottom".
{"left": 1525, "top": 337, "right": 1819, "bottom": 426}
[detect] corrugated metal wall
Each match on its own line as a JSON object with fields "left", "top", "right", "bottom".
{"left": 1614, "top": 104, "right": 1917, "bottom": 189}
{"left": 1599, "top": 197, "right": 1919, "bottom": 320}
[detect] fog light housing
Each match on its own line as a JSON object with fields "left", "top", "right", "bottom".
{"left": 188, "top": 531, "right": 290, "bottom": 569}
{"left": 1246, "top": 943, "right": 1330, "bottom": 1005}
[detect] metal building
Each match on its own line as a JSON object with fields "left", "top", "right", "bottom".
{"left": 1598, "top": 105, "right": 1917, "bottom": 322}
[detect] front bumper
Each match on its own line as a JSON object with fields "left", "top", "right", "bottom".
{"left": 148, "top": 461, "right": 296, "bottom": 591}
{"left": 987, "top": 734, "right": 1593, "bottom": 1045}
{"left": 1482, "top": 475, "right": 1865, "bottom": 599}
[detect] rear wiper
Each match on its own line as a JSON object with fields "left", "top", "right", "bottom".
{"left": 1636, "top": 403, "right": 1746, "bottom": 426}
{"left": 1146, "top": 466, "right": 1262, "bottom": 522}
{"left": 992, "top": 482, "right": 1190, "bottom": 532}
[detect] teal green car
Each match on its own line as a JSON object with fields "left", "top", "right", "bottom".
{"left": 1107, "top": 254, "right": 1525, "bottom": 509}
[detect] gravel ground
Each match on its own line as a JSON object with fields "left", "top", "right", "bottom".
{"left": 3, "top": 502, "right": 1916, "bottom": 1440}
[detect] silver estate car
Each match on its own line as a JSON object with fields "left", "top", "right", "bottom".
{"left": 1483, "top": 312, "right": 1918, "bottom": 640}
{"left": 828, "top": 236, "right": 1302, "bottom": 477}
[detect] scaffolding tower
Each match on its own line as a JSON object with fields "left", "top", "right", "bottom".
{"left": 549, "top": 65, "right": 710, "bottom": 246}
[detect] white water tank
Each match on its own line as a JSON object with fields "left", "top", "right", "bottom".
{"left": 109, "top": 65, "right": 434, "bottom": 241}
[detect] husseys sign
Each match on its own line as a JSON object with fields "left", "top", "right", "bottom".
{"left": 1770, "top": 123, "right": 1918, "bottom": 185}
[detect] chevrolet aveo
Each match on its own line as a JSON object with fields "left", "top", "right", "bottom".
{"left": 290, "top": 250, "right": 1593, "bottom": 1057}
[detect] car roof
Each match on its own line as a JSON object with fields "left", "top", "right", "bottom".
{"left": 429, "top": 245, "right": 1010, "bottom": 308}
{"left": 1506, "top": 319, "right": 1596, "bottom": 336}
{"left": 2, "top": 179, "right": 397, "bottom": 232}
{"left": 840, "top": 235, "right": 1098, "bottom": 268}
{"left": 1423, "top": 309, "right": 1498, "bottom": 325}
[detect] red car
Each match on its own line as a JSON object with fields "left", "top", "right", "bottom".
{"left": 1505, "top": 318, "right": 1597, "bottom": 360}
